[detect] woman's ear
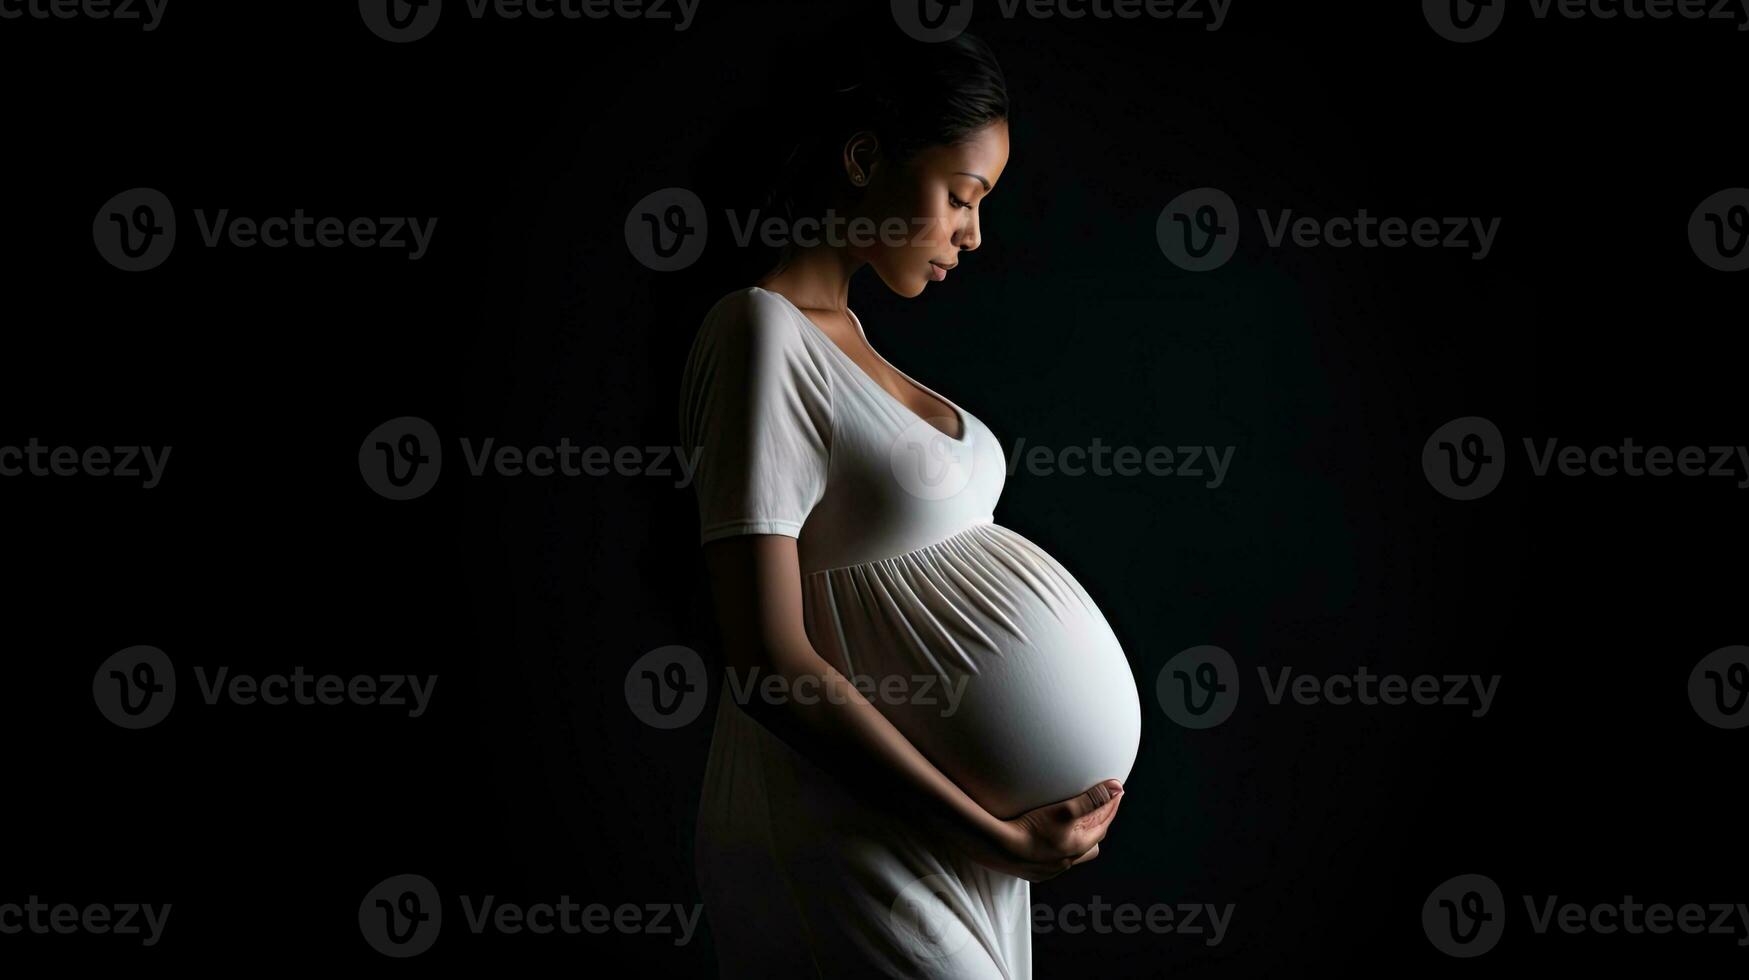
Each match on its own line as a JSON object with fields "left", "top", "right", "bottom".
{"left": 843, "top": 131, "right": 881, "bottom": 187}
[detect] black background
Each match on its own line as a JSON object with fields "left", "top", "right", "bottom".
{"left": 3, "top": 0, "right": 1744, "bottom": 974}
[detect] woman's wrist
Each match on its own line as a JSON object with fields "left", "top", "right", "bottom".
{"left": 941, "top": 796, "right": 1019, "bottom": 869}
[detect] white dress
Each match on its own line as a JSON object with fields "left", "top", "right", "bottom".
{"left": 680, "top": 287, "right": 1142, "bottom": 979}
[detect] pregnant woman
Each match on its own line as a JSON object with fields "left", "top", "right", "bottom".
{"left": 679, "top": 24, "right": 1141, "bottom": 979}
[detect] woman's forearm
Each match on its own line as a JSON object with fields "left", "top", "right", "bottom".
{"left": 703, "top": 534, "right": 1018, "bottom": 870}
{"left": 738, "top": 643, "right": 1018, "bottom": 865}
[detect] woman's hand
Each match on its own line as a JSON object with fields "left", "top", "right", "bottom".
{"left": 984, "top": 779, "right": 1125, "bottom": 883}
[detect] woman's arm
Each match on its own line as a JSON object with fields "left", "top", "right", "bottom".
{"left": 702, "top": 533, "right": 1124, "bottom": 882}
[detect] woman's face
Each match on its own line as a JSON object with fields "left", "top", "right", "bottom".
{"left": 850, "top": 120, "right": 1010, "bottom": 298}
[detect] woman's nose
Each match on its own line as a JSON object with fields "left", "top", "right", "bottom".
{"left": 958, "top": 213, "right": 981, "bottom": 252}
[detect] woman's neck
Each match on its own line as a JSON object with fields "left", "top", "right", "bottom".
{"left": 757, "top": 246, "right": 864, "bottom": 313}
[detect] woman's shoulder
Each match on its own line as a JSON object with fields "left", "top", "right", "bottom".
{"left": 695, "top": 285, "right": 814, "bottom": 355}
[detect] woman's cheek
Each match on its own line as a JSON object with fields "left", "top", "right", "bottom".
{"left": 917, "top": 209, "right": 955, "bottom": 252}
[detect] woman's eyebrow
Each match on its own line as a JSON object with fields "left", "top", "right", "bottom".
{"left": 955, "top": 172, "right": 991, "bottom": 191}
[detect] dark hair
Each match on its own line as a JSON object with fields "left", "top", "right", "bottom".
{"left": 760, "top": 21, "right": 1010, "bottom": 274}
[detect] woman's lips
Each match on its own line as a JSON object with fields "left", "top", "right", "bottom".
{"left": 929, "top": 260, "right": 952, "bottom": 282}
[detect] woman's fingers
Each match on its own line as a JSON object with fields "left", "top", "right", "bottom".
{"left": 1078, "top": 786, "right": 1123, "bottom": 831}
{"left": 1070, "top": 844, "right": 1101, "bottom": 866}
{"left": 1056, "top": 780, "right": 1124, "bottom": 846}
{"left": 1064, "top": 788, "right": 1123, "bottom": 857}
{"left": 1060, "top": 779, "right": 1123, "bottom": 821}
{"left": 1070, "top": 783, "right": 1124, "bottom": 841}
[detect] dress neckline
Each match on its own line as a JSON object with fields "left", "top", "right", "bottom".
{"left": 754, "top": 286, "right": 971, "bottom": 444}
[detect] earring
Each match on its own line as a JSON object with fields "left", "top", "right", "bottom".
{"left": 852, "top": 172, "right": 866, "bottom": 185}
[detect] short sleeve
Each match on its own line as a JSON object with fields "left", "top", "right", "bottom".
{"left": 679, "top": 289, "right": 833, "bottom": 544}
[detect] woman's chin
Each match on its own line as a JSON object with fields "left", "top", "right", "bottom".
{"left": 874, "top": 267, "right": 931, "bottom": 298}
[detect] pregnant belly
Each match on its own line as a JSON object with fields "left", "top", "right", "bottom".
{"left": 803, "top": 522, "right": 1142, "bottom": 820}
